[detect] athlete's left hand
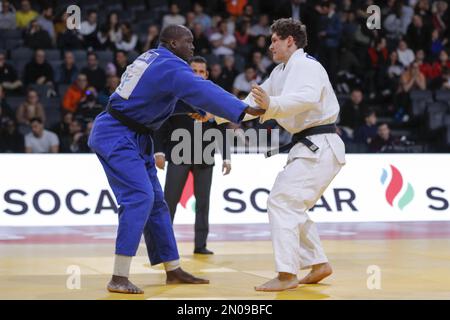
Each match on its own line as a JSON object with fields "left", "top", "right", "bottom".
{"left": 251, "top": 85, "right": 270, "bottom": 110}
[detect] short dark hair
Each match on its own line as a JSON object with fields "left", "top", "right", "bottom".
{"left": 30, "top": 117, "right": 43, "bottom": 124}
{"left": 270, "top": 18, "right": 308, "bottom": 48}
{"left": 188, "top": 56, "right": 207, "bottom": 65}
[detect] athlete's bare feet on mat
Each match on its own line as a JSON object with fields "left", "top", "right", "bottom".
{"left": 255, "top": 272, "right": 298, "bottom": 292}
{"left": 166, "top": 267, "right": 210, "bottom": 284}
{"left": 107, "top": 275, "right": 144, "bottom": 294}
{"left": 299, "top": 262, "right": 333, "bottom": 284}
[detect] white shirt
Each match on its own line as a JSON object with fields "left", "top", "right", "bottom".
{"left": 397, "top": 48, "right": 415, "bottom": 67}
{"left": 25, "top": 130, "right": 59, "bottom": 153}
{"left": 162, "top": 14, "right": 186, "bottom": 29}
{"left": 80, "top": 21, "right": 97, "bottom": 36}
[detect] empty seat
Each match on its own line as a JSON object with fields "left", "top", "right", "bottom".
{"left": 435, "top": 90, "right": 450, "bottom": 106}
{"left": 11, "top": 47, "right": 33, "bottom": 63}
{"left": 96, "top": 50, "right": 114, "bottom": 64}
{"left": 57, "top": 84, "right": 71, "bottom": 97}
{"left": 427, "top": 102, "right": 448, "bottom": 130}
{"left": 44, "top": 49, "right": 61, "bottom": 61}
{"left": 410, "top": 89, "right": 432, "bottom": 101}
{"left": 1, "top": 29, "right": 23, "bottom": 40}
{"left": 410, "top": 89, "right": 433, "bottom": 117}
{"left": 4, "top": 39, "right": 24, "bottom": 51}
{"left": 6, "top": 97, "right": 26, "bottom": 112}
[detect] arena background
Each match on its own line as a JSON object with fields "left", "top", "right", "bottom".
{"left": 1, "top": 0, "right": 450, "bottom": 300}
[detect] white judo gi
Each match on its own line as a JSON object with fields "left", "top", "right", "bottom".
{"left": 243, "top": 48, "right": 346, "bottom": 274}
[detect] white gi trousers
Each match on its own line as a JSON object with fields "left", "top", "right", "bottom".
{"left": 267, "top": 133, "right": 344, "bottom": 274}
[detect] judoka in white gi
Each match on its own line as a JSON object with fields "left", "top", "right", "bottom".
{"left": 243, "top": 18, "right": 346, "bottom": 291}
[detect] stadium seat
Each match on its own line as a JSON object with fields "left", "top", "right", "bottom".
{"left": 427, "top": 101, "right": 449, "bottom": 130}
{"left": 4, "top": 39, "right": 24, "bottom": 51}
{"left": 410, "top": 89, "right": 433, "bottom": 118}
{"left": 57, "top": 84, "right": 71, "bottom": 97}
{"left": 44, "top": 49, "right": 61, "bottom": 61}
{"left": 96, "top": 50, "right": 114, "bottom": 64}
{"left": 6, "top": 96, "right": 26, "bottom": 112}
{"left": 1, "top": 29, "right": 23, "bottom": 40}
{"left": 11, "top": 47, "right": 33, "bottom": 63}
{"left": 435, "top": 90, "right": 450, "bottom": 107}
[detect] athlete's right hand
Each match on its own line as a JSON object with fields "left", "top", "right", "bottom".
{"left": 155, "top": 154, "right": 166, "bottom": 170}
{"left": 244, "top": 106, "right": 266, "bottom": 116}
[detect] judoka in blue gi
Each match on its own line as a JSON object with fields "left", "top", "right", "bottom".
{"left": 88, "top": 25, "right": 265, "bottom": 294}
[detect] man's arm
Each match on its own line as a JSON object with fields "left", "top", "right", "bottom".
{"left": 170, "top": 60, "right": 264, "bottom": 123}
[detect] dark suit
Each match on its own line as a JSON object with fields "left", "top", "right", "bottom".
{"left": 154, "top": 115, "right": 229, "bottom": 250}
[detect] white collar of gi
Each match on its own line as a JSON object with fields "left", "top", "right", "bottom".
{"left": 282, "top": 48, "right": 305, "bottom": 70}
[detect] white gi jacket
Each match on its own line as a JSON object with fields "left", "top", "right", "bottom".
{"left": 241, "top": 48, "right": 346, "bottom": 165}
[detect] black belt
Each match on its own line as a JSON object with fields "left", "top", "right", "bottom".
{"left": 106, "top": 103, "right": 153, "bottom": 135}
{"left": 265, "top": 124, "right": 337, "bottom": 158}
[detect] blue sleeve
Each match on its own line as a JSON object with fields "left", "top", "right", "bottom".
{"left": 168, "top": 60, "right": 247, "bottom": 123}
{"left": 173, "top": 100, "right": 206, "bottom": 116}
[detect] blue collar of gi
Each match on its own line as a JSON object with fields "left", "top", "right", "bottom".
{"left": 157, "top": 45, "right": 189, "bottom": 65}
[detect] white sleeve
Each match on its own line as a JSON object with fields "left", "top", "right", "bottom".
{"left": 215, "top": 74, "right": 273, "bottom": 125}
{"left": 50, "top": 132, "right": 59, "bottom": 146}
{"left": 260, "top": 61, "right": 323, "bottom": 122}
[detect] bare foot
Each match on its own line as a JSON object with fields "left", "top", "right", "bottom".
{"left": 166, "top": 267, "right": 209, "bottom": 284}
{"left": 255, "top": 272, "right": 298, "bottom": 292}
{"left": 107, "top": 275, "right": 144, "bottom": 294}
{"left": 299, "top": 262, "right": 332, "bottom": 284}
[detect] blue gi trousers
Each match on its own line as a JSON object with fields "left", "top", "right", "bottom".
{"left": 90, "top": 116, "right": 179, "bottom": 265}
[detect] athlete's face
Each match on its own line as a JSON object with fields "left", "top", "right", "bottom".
{"left": 173, "top": 30, "right": 195, "bottom": 61}
{"left": 269, "top": 32, "right": 294, "bottom": 63}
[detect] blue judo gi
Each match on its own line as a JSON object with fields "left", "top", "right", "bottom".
{"left": 88, "top": 46, "right": 247, "bottom": 266}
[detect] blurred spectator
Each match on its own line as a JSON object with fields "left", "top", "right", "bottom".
{"left": 15, "top": 0, "right": 37, "bottom": 29}
{"left": 369, "top": 123, "right": 397, "bottom": 153}
{"left": 162, "top": 3, "right": 186, "bottom": 29}
{"left": 76, "top": 86, "right": 103, "bottom": 123}
{"left": 431, "top": 1, "right": 449, "bottom": 33}
{"left": 16, "top": 88, "right": 45, "bottom": 134}
{"left": 249, "top": 14, "right": 271, "bottom": 37}
{"left": 0, "top": 52, "right": 22, "bottom": 94}
{"left": 56, "top": 51, "right": 78, "bottom": 85}
{"left": 225, "top": 0, "right": 248, "bottom": 17}
{"left": 80, "top": 10, "right": 98, "bottom": 49}
{"left": 430, "top": 49, "right": 450, "bottom": 81}
{"left": 96, "top": 24, "right": 111, "bottom": 50}
{"left": 141, "top": 25, "right": 160, "bottom": 52}
{"left": 24, "top": 117, "right": 59, "bottom": 153}
{"left": 23, "top": 49, "right": 54, "bottom": 87}
{"left": 251, "top": 51, "right": 270, "bottom": 77}
{"left": 210, "top": 20, "right": 236, "bottom": 56}
{"left": 339, "top": 88, "right": 366, "bottom": 130}
{"left": 253, "top": 35, "right": 269, "bottom": 54}
{"left": 106, "top": 12, "right": 121, "bottom": 46}
{"left": 0, "top": 85, "right": 14, "bottom": 122}
{"left": 232, "top": 65, "right": 260, "bottom": 96}
{"left": 81, "top": 52, "right": 106, "bottom": 91}
{"left": 384, "top": 1, "right": 414, "bottom": 42}
{"left": 415, "top": 49, "right": 433, "bottom": 80}
{"left": 59, "top": 117, "right": 82, "bottom": 153}
{"left": 98, "top": 75, "right": 119, "bottom": 107}
{"left": 52, "top": 111, "right": 73, "bottom": 138}
{"left": 395, "top": 61, "right": 426, "bottom": 121}
{"left": 185, "top": 11, "right": 196, "bottom": 30}
{"left": 354, "top": 109, "right": 378, "bottom": 146}
{"left": 0, "top": 119, "right": 24, "bottom": 152}
{"left": 55, "top": 12, "right": 84, "bottom": 50}
{"left": 0, "top": 0, "right": 16, "bottom": 30}
{"left": 430, "top": 29, "right": 445, "bottom": 60}
{"left": 400, "top": 61, "right": 427, "bottom": 92}
{"left": 396, "top": 39, "right": 415, "bottom": 68}
{"left": 440, "top": 67, "right": 450, "bottom": 89}
{"left": 191, "top": 23, "right": 210, "bottom": 55}
{"left": 106, "top": 50, "right": 128, "bottom": 78}
{"left": 24, "top": 19, "right": 53, "bottom": 49}
{"left": 36, "top": 5, "right": 55, "bottom": 44}
{"left": 193, "top": 2, "right": 211, "bottom": 32}
{"left": 62, "top": 73, "right": 88, "bottom": 113}
{"left": 115, "top": 22, "right": 138, "bottom": 52}
{"left": 234, "top": 20, "right": 251, "bottom": 56}
{"left": 406, "top": 15, "right": 431, "bottom": 53}
{"left": 209, "top": 63, "right": 227, "bottom": 89}
{"left": 317, "top": 1, "right": 342, "bottom": 84}
{"left": 71, "top": 120, "right": 92, "bottom": 153}
{"left": 222, "top": 55, "right": 239, "bottom": 92}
